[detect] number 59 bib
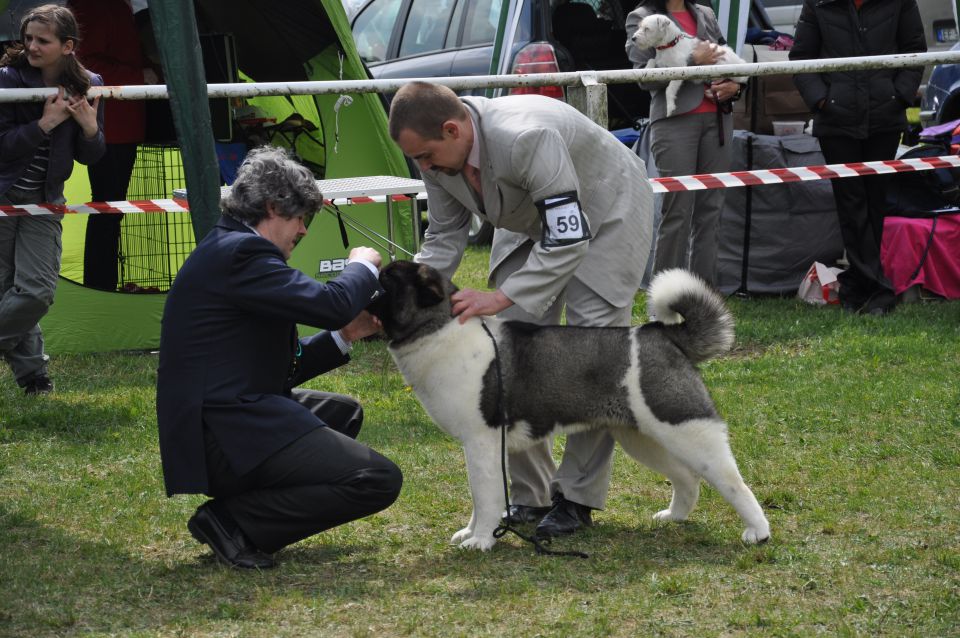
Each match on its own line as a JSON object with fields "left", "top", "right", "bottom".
{"left": 536, "top": 192, "right": 592, "bottom": 248}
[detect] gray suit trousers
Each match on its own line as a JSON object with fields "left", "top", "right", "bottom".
{"left": 491, "top": 239, "right": 631, "bottom": 510}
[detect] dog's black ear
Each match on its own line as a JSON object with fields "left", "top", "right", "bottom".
{"left": 415, "top": 263, "right": 448, "bottom": 307}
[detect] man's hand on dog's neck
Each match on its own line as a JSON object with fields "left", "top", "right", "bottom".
{"left": 450, "top": 288, "right": 514, "bottom": 324}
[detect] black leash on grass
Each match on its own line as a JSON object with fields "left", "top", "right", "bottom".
{"left": 480, "top": 320, "right": 588, "bottom": 559}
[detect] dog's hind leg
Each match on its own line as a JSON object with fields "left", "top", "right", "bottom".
{"left": 612, "top": 429, "right": 700, "bottom": 523}
{"left": 647, "top": 419, "right": 771, "bottom": 544}
{"left": 451, "top": 429, "right": 507, "bottom": 551}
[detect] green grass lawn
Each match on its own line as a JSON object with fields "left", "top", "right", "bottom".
{"left": 1, "top": 247, "right": 958, "bottom": 637}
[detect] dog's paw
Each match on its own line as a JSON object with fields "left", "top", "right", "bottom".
{"left": 653, "top": 508, "right": 687, "bottom": 523}
{"left": 741, "top": 525, "right": 771, "bottom": 544}
{"left": 450, "top": 527, "right": 473, "bottom": 545}
{"left": 458, "top": 535, "right": 496, "bottom": 551}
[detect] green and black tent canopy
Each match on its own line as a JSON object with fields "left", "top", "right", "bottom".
{"left": 2, "top": 0, "right": 414, "bottom": 353}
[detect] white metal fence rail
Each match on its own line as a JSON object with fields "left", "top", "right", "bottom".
{"left": 1, "top": 51, "right": 958, "bottom": 103}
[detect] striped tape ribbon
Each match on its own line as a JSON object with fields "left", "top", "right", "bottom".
{"left": 0, "top": 195, "right": 426, "bottom": 217}
{"left": 649, "top": 154, "right": 960, "bottom": 194}
{"left": 2, "top": 155, "right": 958, "bottom": 216}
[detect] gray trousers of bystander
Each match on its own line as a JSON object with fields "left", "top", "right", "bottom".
{"left": 0, "top": 187, "right": 62, "bottom": 385}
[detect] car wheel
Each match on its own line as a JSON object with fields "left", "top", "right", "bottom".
{"left": 467, "top": 214, "right": 493, "bottom": 245}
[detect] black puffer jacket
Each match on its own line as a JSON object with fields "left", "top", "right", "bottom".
{"left": 790, "top": 0, "right": 926, "bottom": 139}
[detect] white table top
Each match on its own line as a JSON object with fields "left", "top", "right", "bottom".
{"left": 173, "top": 175, "right": 426, "bottom": 200}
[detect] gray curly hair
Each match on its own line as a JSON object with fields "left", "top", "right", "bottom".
{"left": 221, "top": 146, "right": 322, "bottom": 224}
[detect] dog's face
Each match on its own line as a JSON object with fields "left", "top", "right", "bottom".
{"left": 368, "top": 260, "right": 459, "bottom": 343}
{"left": 631, "top": 14, "right": 679, "bottom": 48}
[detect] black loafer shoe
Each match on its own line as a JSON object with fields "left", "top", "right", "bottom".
{"left": 534, "top": 495, "right": 593, "bottom": 539}
{"left": 23, "top": 375, "right": 54, "bottom": 395}
{"left": 501, "top": 504, "right": 552, "bottom": 525}
{"left": 840, "top": 300, "right": 862, "bottom": 314}
{"left": 861, "top": 290, "right": 896, "bottom": 316}
{"left": 187, "top": 504, "right": 275, "bottom": 569}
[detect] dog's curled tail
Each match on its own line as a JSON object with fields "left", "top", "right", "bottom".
{"left": 647, "top": 268, "right": 734, "bottom": 363}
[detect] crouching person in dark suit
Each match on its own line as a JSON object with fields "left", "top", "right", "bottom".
{"left": 156, "top": 146, "right": 402, "bottom": 569}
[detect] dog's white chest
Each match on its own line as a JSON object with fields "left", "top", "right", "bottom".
{"left": 388, "top": 319, "right": 496, "bottom": 436}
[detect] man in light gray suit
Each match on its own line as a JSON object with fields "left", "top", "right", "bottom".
{"left": 389, "top": 82, "right": 654, "bottom": 539}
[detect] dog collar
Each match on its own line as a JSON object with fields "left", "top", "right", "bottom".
{"left": 656, "top": 34, "right": 687, "bottom": 50}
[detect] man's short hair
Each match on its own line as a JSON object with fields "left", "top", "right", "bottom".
{"left": 220, "top": 146, "right": 323, "bottom": 225}
{"left": 388, "top": 81, "right": 468, "bottom": 142}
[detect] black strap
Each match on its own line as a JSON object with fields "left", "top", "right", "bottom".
{"left": 480, "top": 320, "right": 588, "bottom": 559}
{"left": 907, "top": 214, "right": 939, "bottom": 283}
{"left": 735, "top": 135, "right": 755, "bottom": 297}
{"left": 330, "top": 202, "right": 350, "bottom": 249}
{"left": 710, "top": 86, "right": 731, "bottom": 147}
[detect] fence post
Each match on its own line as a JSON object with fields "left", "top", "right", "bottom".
{"left": 566, "top": 72, "right": 608, "bottom": 129}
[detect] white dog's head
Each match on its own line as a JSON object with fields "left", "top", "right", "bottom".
{"left": 631, "top": 14, "right": 682, "bottom": 49}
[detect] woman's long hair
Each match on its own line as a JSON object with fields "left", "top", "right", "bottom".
{"left": 0, "top": 4, "right": 91, "bottom": 96}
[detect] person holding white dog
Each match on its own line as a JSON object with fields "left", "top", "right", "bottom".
{"left": 626, "top": 0, "right": 744, "bottom": 287}
{"left": 388, "top": 81, "right": 654, "bottom": 541}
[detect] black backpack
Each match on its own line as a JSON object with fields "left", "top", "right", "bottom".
{"left": 885, "top": 138, "right": 960, "bottom": 218}
{"left": 884, "top": 137, "right": 960, "bottom": 282}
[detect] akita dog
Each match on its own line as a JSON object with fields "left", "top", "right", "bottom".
{"left": 371, "top": 261, "right": 770, "bottom": 551}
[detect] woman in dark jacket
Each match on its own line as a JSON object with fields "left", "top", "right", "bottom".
{"left": 790, "top": 0, "right": 925, "bottom": 315}
{"left": 0, "top": 4, "right": 105, "bottom": 394}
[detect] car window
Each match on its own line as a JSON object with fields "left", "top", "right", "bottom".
{"left": 399, "top": 0, "right": 458, "bottom": 57}
{"left": 917, "top": 0, "right": 958, "bottom": 53}
{"left": 353, "top": 0, "right": 404, "bottom": 64}
{"left": 461, "top": 0, "right": 503, "bottom": 47}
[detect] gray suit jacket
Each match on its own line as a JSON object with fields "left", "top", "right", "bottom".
{"left": 624, "top": 2, "right": 726, "bottom": 122}
{"left": 415, "top": 94, "right": 653, "bottom": 317}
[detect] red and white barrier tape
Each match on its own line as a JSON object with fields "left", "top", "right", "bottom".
{"left": 649, "top": 154, "right": 960, "bottom": 194}
{"left": 0, "top": 198, "right": 190, "bottom": 217}
{"left": 2, "top": 155, "right": 958, "bottom": 216}
{"left": 0, "top": 194, "right": 427, "bottom": 217}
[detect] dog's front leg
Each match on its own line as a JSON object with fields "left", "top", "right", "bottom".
{"left": 665, "top": 80, "right": 682, "bottom": 116}
{"left": 451, "top": 430, "right": 505, "bottom": 551}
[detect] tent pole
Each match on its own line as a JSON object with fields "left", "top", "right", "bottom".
{"left": 485, "top": 0, "right": 513, "bottom": 97}
{"left": 714, "top": 0, "right": 750, "bottom": 55}
{"left": 149, "top": 0, "right": 221, "bottom": 242}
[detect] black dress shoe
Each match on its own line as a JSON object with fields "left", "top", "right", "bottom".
{"left": 501, "top": 504, "right": 552, "bottom": 525}
{"left": 187, "top": 503, "right": 276, "bottom": 569}
{"left": 534, "top": 495, "right": 593, "bottom": 539}
{"left": 23, "top": 375, "right": 54, "bottom": 395}
{"left": 861, "top": 290, "right": 896, "bottom": 316}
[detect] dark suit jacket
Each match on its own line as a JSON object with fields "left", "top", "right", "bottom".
{"left": 156, "top": 215, "right": 383, "bottom": 496}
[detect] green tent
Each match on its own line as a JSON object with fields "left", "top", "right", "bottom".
{"left": 33, "top": 0, "right": 414, "bottom": 353}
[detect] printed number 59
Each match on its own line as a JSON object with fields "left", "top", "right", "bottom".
{"left": 556, "top": 215, "right": 579, "bottom": 233}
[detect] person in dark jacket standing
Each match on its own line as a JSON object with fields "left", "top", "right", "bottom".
{"left": 68, "top": 0, "right": 157, "bottom": 291}
{"left": 0, "top": 4, "right": 105, "bottom": 395}
{"left": 790, "top": 0, "right": 925, "bottom": 315}
{"left": 156, "top": 147, "right": 402, "bottom": 569}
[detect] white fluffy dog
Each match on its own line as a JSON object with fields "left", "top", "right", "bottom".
{"left": 631, "top": 14, "right": 747, "bottom": 116}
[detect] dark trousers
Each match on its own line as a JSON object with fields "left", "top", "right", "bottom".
{"left": 203, "top": 390, "right": 402, "bottom": 554}
{"left": 818, "top": 132, "right": 900, "bottom": 308}
{"left": 83, "top": 143, "right": 138, "bottom": 291}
